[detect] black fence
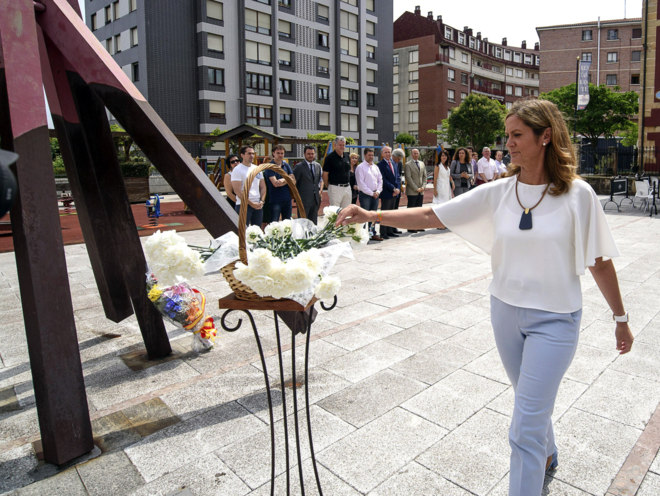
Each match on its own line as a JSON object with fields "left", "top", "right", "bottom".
{"left": 577, "top": 141, "right": 658, "bottom": 175}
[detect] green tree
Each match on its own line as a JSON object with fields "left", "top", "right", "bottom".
{"left": 395, "top": 132, "right": 416, "bottom": 146}
{"left": 50, "top": 137, "right": 66, "bottom": 176}
{"left": 541, "top": 83, "right": 638, "bottom": 145}
{"left": 427, "top": 119, "right": 450, "bottom": 145}
{"left": 306, "top": 132, "right": 355, "bottom": 161}
{"left": 446, "top": 94, "right": 506, "bottom": 151}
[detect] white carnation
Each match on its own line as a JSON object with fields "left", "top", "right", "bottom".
{"left": 293, "top": 249, "right": 323, "bottom": 274}
{"left": 144, "top": 230, "right": 204, "bottom": 286}
{"left": 284, "top": 260, "right": 317, "bottom": 293}
{"left": 245, "top": 225, "right": 263, "bottom": 244}
{"left": 248, "top": 248, "right": 275, "bottom": 273}
{"left": 264, "top": 222, "right": 284, "bottom": 238}
{"left": 315, "top": 276, "right": 341, "bottom": 300}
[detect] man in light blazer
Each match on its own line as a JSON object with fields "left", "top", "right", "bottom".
{"left": 404, "top": 148, "right": 427, "bottom": 233}
{"left": 293, "top": 145, "right": 324, "bottom": 224}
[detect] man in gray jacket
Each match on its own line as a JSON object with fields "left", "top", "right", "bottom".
{"left": 404, "top": 148, "right": 427, "bottom": 233}
{"left": 293, "top": 145, "right": 324, "bottom": 224}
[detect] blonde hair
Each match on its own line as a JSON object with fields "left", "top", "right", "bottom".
{"left": 505, "top": 98, "right": 578, "bottom": 196}
{"left": 349, "top": 152, "right": 360, "bottom": 161}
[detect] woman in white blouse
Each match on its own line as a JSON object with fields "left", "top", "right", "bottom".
{"left": 335, "top": 99, "right": 633, "bottom": 496}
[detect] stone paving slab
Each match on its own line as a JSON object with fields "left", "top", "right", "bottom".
{"left": 0, "top": 202, "right": 659, "bottom": 495}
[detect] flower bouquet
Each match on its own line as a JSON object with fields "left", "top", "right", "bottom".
{"left": 206, "top": 206, "right": 368, "bottom": 305}
{"left": 144, "top": 230, "right": 218, "bottom": 352}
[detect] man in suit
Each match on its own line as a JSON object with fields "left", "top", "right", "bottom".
{"left": 377, "top": 146, "right": 401, "bottom": 239}
{"left": 404, "top": 148, "right": 427, "bottom": 232}
{"left": 293, "top": 145, "right": 324, "bottom": 224}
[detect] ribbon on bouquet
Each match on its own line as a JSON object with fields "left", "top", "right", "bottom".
{"left": 183, "top": 289, "right": 217, "bottom": 346}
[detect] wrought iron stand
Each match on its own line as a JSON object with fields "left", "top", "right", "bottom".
{"left": 218, "top": 294, "right": 337, "bottom": 496}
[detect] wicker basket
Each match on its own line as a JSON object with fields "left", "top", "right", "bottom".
{"left": 222, "top": 163, "right": 307, "bottom": 301}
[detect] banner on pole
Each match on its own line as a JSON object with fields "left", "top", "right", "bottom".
{"left": 577, "top": 61, "right": 591, "bottom": 110}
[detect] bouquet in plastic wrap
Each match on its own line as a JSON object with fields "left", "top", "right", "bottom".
{"left": 204, "top": 206, "right": 369, "bottom": 305}
{"left": 144, "top": 230, "right": 217, "bottom": 352}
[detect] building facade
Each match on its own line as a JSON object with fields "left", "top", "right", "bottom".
{"left": 86, "top": 0, "right": 393, "bottom": 157}
{"left": 393, "top": 7, "right": 540, "bottom": 147}
{"left": 537, "top": 18, "right": 643, "bottom": 94}
{"left": 640, "top": 0, "right": 660, "bottom": 171}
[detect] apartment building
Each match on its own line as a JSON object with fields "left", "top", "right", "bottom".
{"left": 86, "top": 0, "right": 393, "bottom": 157}
{"left": 393, "top": 7, "right": 540, "bottom": 147}
{"left": 537, "top": 18, "right": 643, "bottom": 94}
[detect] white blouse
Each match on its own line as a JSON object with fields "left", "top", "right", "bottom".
{"left": 431, "top": 176, "right": 619, "bottom": 313}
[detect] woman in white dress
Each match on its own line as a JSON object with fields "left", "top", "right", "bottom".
{"left": 433, "top": 150, "right": 454, "bottom": 205}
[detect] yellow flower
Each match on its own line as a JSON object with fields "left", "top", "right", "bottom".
{"left": 147, "top": 286, "right": 163, "bottom": 302}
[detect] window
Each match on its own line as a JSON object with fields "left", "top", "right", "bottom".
{"left": 340, "top": 11, "right": 358, "bottom": 31}
{"left": 130, "top": 27, "right": 138, "bottom": 47}
{"left": 458, "top": 32, "right": 465, "bottom": 45}
{"left": 367, "top": 69, "right": 376, "bottom": 83}
{"left": 367, "top": 93, "right": 376, "bottom": 107}
{"left": 606, "top": 74, "right": 617, "bottom": 85}
{"left": 316, "top": 85, "right": 329, "bottom": 101}
{"left": 245, "top": 40, "right": 271, "bottom": 65}
{"left": 393, "top": 53, "right": 399, "bottom": 66}
{"left": 409, "top": 50, "right": 419, "bottom": 64}
{"left": 254, "top": 0, "right": 271, "bottom": 4}
{"left": 105, "top": 38, "right": 113, "bottom": 54}
{"left": 461, "top": 52, "right": 468, "bottom": 63}
{"left": 607, "top": 29, "right": 618, "bottom": 40}
{"left": 112, "top": 1, "right": 119, "bottom": 21}
{"left": 131, "top": 62, "right": 139, "bottom": 82}
{"left": 393, "top": 73, "right": 399, "bottom": 85}
{"left": 632, "top": 50, "right": 641, "bottom": 62}
{"left": 461, "top": 73, "right": 468, "bottom": 85}
{"left": 448, "top": 47, "right": 455, "bottom": 59}
{"left": 279, "top": 78, "right": 292, "bottom": 95}
{"left": 393, "top": 92, "right": 399, "bottom": 105}
{"left": 341, "top": 113, "right": 358, "bottom": 132}
{"left": 207, "top": 0, "right": 223, "bottom": 20}
{"left": 445, "top": 26, "right": 453, "bottom": 39}
{"left": 505, "top": 84, "right": 513, "bottom": 95}
{"left": 317, "top": 4, "right": 329, "bottom": 21}
{"left": 514, "top": 86, "right": 522, "bottom": 96}
{"left": 130, "top": 0, "right": 137, "bottom": 12}
{"left": 581, "top": 52, "right": 592, "bottom": 62}
{"left": 318, "top": 31, "right": 329, "bottom": 48}
{"left": 280, "top": 107, "right": 292, "bottom": 124}
{"left": 278, "top": 20, "right": 291, "bottom": 38}
{"left": 279, "top": 0, "right": 292, "bottom": 7}
{"left": 366, "top": 21, "right": 376, "bottom": 36}
{"left": 105, "top": 5, "right": 111, "bottom": 24}
{"left": 246, "top": 73, "right": 272, "bottom": 95}
{"left": 448, "top": 69, "right": 455, "bottom": 82}
{"left": 461, "top": 92, "right": 467, "bottom": 100}
{"left": 318, "top": 111, "right": 330, "bottom": 127}
{"left": 317, "top": 57, "right": 329, "bottom": 74}
{"left": 524, "top": 54, "right": 532, "bottom": 65}
{"left": 513, "top": 52, "right": 521, "bottom": 63}
{"left": 393, "top": 112, "right": 399, "bottom": 125}
{"left": 247, "top": 105, "right": 272, "bottom": 127}
{"left": 279, "top": 49, "right": 292, "bottom": 67}
{"left": 366, "top": 0, "right": 375, "bottom": 11}
{"left": 515, "top": 69, "right": 523, "bottom": 78}
{"left": 408, "top": 111, "right": 419, "bottom": 123}
{"left": 341, "top": 62, "right": 358, "bottom": 82}
{"left": 208, "top": 34, "right": 224, "bottom": 53}
{"left": 409, "top": 90, "right": 418, "bottom": 103}
{"left": 631, "top": 74, "right": 640, "bottom": 85}
{"left": 469, "top": 37, "right": 475, "bottom": 49}
{"left": 582, "top": 29, "right": 592, "bottom": 41}
{"left": 409, "top": 70, "right": 418, "bottom": 83}
{"left": 447, "top": 89, "right": 455, "bottom": 102}
{"left": 113, "top": 34, "right": 121, "bottom": 53}
{"left": 495, "top": 47, "right": 502, "bottom": 58}
{"left": 245, "top": 9, "right": 271, "bottom": 35}
{"left": 209, "top": 100, "right": 226, "bottom": 119}
{"left": 607, "top": 52, "right": 618, "bottom": 63}
{"left": 367, "top": 116, "right": 375, "bottom": 130}
{"left": 366, "top": 45, "right": 375, "bottom": 60}
{"left": 506, "top": 67, "right": 513, "bottom": 76}
{"left": 91, "top": 13, "right": 97, "bottom": 30}
{"left": 342, "top": 0, "right": 357, "bottom": 5}
{"left": 632, "top": 28, "right": 642, "bottom": 39}
{"left": 341, "top": 36, "right": 358, "bottom": 56}
{"left": 340, "top": 88, "right": 358, "bottom": 107}
{"left": 208, "top": 67, "right": 224, "bottom": 86}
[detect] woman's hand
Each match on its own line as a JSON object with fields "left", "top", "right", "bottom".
{"left": 335, "top": 205, "right": 371, "bottom": 226}
{"left": 615, "top": 323, "right": 634, "bottom": 354}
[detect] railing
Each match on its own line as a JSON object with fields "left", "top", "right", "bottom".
{"left": 577, "top": 144, "right": 657, "bottom": 175}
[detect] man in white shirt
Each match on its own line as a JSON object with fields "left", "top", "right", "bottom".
{"left": 355, "top": 148, "right": 383, "bottom": 241}
{"left": 477, "top": 147, "right": 499, "bottom": 185}
{"left": 231, "top": 145, "right": 267, "bottom": 226}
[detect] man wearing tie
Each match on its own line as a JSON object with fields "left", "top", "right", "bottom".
{"left": 293, "top": 145, "right": 324, "bottom": 224}
{"left": 377, "top": 146, "right": 401, "bottom": 239}
{"left": 405, "top": 148, "right": 427, "bottom": 232}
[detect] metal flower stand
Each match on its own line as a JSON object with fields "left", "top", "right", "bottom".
{"left": 218, "top": 293, "right": 337, "bottom": 496}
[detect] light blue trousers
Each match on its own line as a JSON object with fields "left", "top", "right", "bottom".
{"left": 490, "top": 296, "right": 581, "bottom": 496}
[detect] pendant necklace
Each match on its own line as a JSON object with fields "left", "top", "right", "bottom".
{"left": 515, "top": 177, "right": 551, "bottom": 230}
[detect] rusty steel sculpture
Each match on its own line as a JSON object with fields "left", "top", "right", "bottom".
{"left": 0, "top": 0, "right": 237, "bottom": 465}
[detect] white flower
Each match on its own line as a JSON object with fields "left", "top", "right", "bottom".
{"left": 264, "top": 222, "right": 284, "bottom": 238}
{"left": 248, "top": 248, "right": 275, "bottom": 273}
{"left": 279, "top": 219, "right": 293, "bottom": 236}
{"left": 245, "top": 225, "right": 263, "bottom": 244}
{"left": 323, "top": 205, "right": 340, "bottom": 223}
{"left": 293, "top": 249, "right": 323, "bottom": 274}
{"left": 283, "top": 259, "right": 317, "bottom": 293}
{"left": 144, "top": 230, "right": 204, "bottom": 286}
{"left": 315, "top": 276, "right": 341, "bottom": 300}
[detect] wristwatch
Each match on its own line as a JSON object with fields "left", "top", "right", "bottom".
{"left": 613, "top": 312, "right": 629, "bottom": 323}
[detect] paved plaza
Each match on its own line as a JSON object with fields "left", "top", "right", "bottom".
{"left": 0, "top": 196, "right": 659, "bottom": 495}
